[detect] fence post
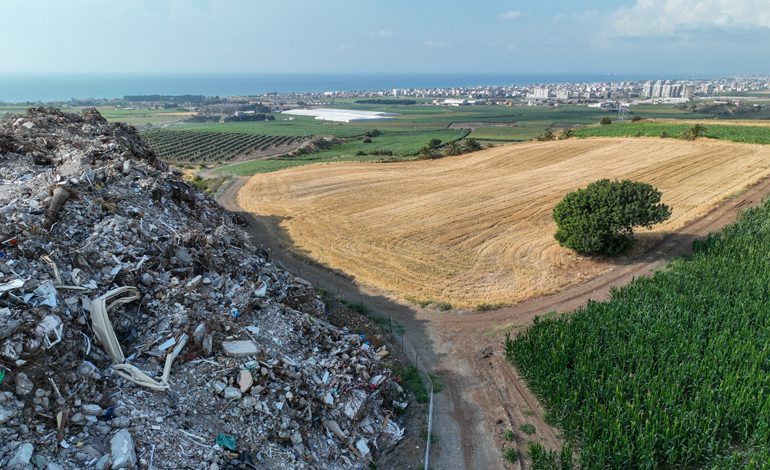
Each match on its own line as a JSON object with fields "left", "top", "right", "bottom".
{"left": 424, "top": 382, "right": 434, "bottom": 470}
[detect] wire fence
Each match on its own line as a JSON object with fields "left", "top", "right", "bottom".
{"left": 282, "top": 261, "right": 436, "bottom": 469}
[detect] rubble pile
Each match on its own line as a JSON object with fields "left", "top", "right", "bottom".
{"left": 0, "top": 108, "right": 406, "bottom": 469}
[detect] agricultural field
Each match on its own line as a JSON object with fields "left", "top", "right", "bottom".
{"left": 237, "top": 138, "right": 770, "bottom": 307}
{"left": 141, "top": 129, "right": 304, "bottom": 163}
{"left": 219, "top": 128, "right": 467, "bottom": 175}
{"left": 575, "top": 120, "right": 770, "bottom": 144}
{"left": 96, "top": 108, "right": 196, "bottom": 127}
{"left": 507, "top": 198, "right": 770, "bottom": 468}
{"left": 176, "top": 114, "right": 369, "bottom": 137}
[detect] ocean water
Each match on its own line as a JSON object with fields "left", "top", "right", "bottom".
{"left": 0, "top": 73, "right": 676, "bottom": 103}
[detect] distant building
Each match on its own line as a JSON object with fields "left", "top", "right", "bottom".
{"left": 652, "top": 80, "right": 663, "bottom": 98}
{"left": 682, "top": 85, "right": 695, "bottom": 99}
{"left": 532, "top": 87, "right": 550, "bottom": 99}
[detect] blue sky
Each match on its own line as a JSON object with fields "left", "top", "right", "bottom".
{"left": 3, "top": 0, "right": 769, "bottom": 75}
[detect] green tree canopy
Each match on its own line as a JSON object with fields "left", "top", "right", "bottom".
{"left": 553, "top": 179, "right": 671, "bottom": 256}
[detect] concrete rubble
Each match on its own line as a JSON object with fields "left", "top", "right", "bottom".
{"left": 0, "top": 108, "right": 408, "bottom": 469}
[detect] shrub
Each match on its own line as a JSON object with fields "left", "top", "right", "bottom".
{"left": 558, "top": 128, "right": 574, "bottom": 139}
{"left": 536, "top": 129, "right": 555, "bottom": 141}
{"left": 600, "top": 117, "right": 612, "bottom": 125}
{"left": 680, "top": 124, "right": 707, "bottom": 141}
{"left": 502, "top": 447, "right": 518, "bottom": 463}
{"left": 553, "top": 179, "right": 671, "bottom": 256}
{"left": 631, "top": 116, "right": 644, "bottom": 122}
{"left": 428, "top": 138, "right": 442, "bottom": 148}
{"left": 445, "top": 141, "right": 462, "bottom": 156}
{"left": 503, "top": 429, "right": 515, "bottom": 441}
{"left": 463, "top": 137, "right": 482, "bottom": 152}
{"left": 362, "top": 137, "right": 372, "bottom": 143}
{"left": 364, "top": 129, "right": 382, "bottom": 137}
{"left": 417, "top": 146, "right": 440, "bottom": 160}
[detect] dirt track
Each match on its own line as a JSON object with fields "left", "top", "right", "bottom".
{"left": 219, "top": 169, "right": 770, "bottom": 469}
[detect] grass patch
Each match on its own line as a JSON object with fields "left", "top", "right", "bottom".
{"left": 187, "top": 174, "right": 229, "bottom": 195}
{"left": 405, "top": 297, "right": 433, "bottom": 308}
{"left": 397, "top": 364, "right": 431, "bottom": 404}
{"left": 503, "top": 429, "right": 515, "bottom": 441}
{"left": 502, "top": 447, "right": 518, "bottom": 463}
{"left": 340, "top": 299, "right": 405, "bottom": 334}
{"left": 520, "top": 423, "right": 536, "bottom": 435}
{"left": 435, "top": 301, "right": 453, "bottom": 311}
{"left": 476, "top": 302, "right": 504, "bottom": 311}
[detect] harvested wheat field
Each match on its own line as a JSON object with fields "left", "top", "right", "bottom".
{"left": 239, "top": 138, "right": 770, "bottom": 307}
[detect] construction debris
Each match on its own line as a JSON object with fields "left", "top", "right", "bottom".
{"left": 0, "top": 108, "right": 409, "bottom": 469}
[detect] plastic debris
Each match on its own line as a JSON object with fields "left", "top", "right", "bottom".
{"left": 215, "top": 434, "right": 238, "bottom": 451}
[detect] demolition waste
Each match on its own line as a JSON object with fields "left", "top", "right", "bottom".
{"left": 0, "top": 108, "right": 409, "bottom": 469}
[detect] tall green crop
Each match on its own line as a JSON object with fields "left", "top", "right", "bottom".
{"left": 507, "top": 197, "right": 770, "bottom": 468}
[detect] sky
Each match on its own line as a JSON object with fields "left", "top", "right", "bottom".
{"left": 2, "top": 0, "right": 769, "bottom": 76}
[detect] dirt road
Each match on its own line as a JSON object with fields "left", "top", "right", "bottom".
{"left": 218, "top": 174, "right": 770, "bottom": 469}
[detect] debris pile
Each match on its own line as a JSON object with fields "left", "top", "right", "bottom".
{"left": 0, "top": 108, "right": 406, "bottom": 469}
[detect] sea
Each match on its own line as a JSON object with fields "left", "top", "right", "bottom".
{"left": 0, "top": 73, "right": 692, "bottom": 103}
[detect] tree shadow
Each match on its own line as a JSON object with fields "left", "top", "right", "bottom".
{"left": 598, "top": 230, "right": 708, "bottom": 267}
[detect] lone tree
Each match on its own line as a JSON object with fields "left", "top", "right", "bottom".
{"left": 553, "top": 179, "right": 671, "bottom": 256}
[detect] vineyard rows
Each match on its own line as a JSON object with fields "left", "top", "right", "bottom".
{"left": 140, "top": 129, "right": 302, "bottom": 162}
{"left": 507, "top": 198, "right": 770, "bottom": 468}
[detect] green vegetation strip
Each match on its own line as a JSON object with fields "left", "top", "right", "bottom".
{"left": 219, "top": 129, "right": 467, "bottom": 175}
{"left": 574, "top": 121, "right": 770, "bottom": 144}
{"left": 506, "top": 198, "right": 770, "bottom": 468}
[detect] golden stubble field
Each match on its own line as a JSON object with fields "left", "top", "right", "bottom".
{"left": 239, "top": 138, "right": 770, "bottom": 307}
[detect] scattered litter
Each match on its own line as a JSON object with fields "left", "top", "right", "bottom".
{"left": 0, "top": 279, "right": 24, "bottom": 294}
{"left": 215, "top": 434, "right": 238, "bottom": 451}
{"left": 32, "top": 281, "right": 57, "bottom": 308}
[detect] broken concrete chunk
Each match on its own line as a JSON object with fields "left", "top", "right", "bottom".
{"left": 110, "top": 429, "right": 137, "bottom": 469}
{"left": 15, "top": 372, "right": 34, "bottom": 396}
{"left": 223, "top": 386, "right": 242, "bottom": 400}
{"left": 222, "top": 340, "right": 258, "bottom": 358}
{"left": 342, "top": 389, "right": 367, "bottom": 421}
{"left": 81, "top": 404, "right": 102, "bottom": 416}
{"left": 7, "top": 442, "right": 34, "bottom": 469}
{"left": 355, "top": 438, "right": 370, "bottom": 458}
{"left": 238, "top": 369, "right": 253, "bottom": 393}
{"left": 192, "top": 323, "right": 207, "bottom": 345}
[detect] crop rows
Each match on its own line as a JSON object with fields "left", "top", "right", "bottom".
{"left": 506, "top": 198, "right": 770, "bottom": 468}
{"left": 574, "top": 121, "right": 770, "bottom": 144}
{"left": 140, "top": 129, "right": 302, "bottom": 162}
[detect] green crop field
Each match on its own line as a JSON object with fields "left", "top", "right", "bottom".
{"left": 574, "top": 121, "right": 770, "bottom": 144}
{"left": 141, "top": 129, "right": 303, "bottom": 162}
{"left": 219, "top": 128, "right": 467, "bottom": 175}
{"left": 506, "top": 199, "right": 770, "bottom": 468}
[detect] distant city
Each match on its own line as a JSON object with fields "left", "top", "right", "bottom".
{"left": 31, "top": 76, "right": 766, "bottom": 114}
